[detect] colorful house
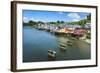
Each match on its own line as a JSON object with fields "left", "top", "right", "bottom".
{"left": 58, "top": 27, "right": 74, "bottom": 33}
{"left": 73, "top": 28, "right": 86, "bottom": 37}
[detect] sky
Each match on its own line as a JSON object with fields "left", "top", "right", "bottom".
{"left": 23, "top": 10, "right": 90, "bottom": 23}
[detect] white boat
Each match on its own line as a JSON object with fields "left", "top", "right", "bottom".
{"left": 59, "top": 43, "right": 66, "bottom": 51}
{"left": 59, "top": 43, "right": 66, "bottom": 47}
{"left": 48, "top": 49, "right": 56, "bottom": 58}
{"left": 59, "top": 46, "right": 66, "bottom": 51}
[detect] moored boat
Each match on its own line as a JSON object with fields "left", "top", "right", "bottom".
{"left": 59, "top": 46, "right": 66, "bottom": 51}
{"left": 66, "top": 41, "right": 72, "bottom": 46}
{"left": 48, "top": 49, "right": 56, "bottom": 58}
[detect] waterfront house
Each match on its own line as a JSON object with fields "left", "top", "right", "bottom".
{"left": 72, "top": 28, "right": 86, "bottom": 37}
{"left": 57, "top": 27, "right": 73, "bottom": 34}
{"left": 65, "top": 24, "right": 82, "bottom": 29}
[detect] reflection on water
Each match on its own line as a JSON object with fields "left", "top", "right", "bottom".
{"left": 23, "top": 26, "right": 91, "bottom": 62}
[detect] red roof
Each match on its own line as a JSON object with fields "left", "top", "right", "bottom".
{"left": 73, "top": 29, "right": 86, "bottom": 35}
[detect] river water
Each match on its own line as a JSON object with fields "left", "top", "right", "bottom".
{"left": 23, "top": 26, "right": 91, "bottom": 62}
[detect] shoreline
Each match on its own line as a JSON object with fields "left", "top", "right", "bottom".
{"left": 81, "top": 39, "right": 91, "bottom": 44}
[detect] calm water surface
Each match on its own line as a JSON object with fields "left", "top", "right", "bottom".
{"left": 23, "top": 26, "right": 91, "bottom": 62}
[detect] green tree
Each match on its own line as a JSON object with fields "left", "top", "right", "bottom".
{"left": 61, "top": 21, "right": 65, "bottom": 24}
{"left": 57, "top": 21, "right": 60, "bottom": 24}
{"left": 87, "top": 14, "right": 91, "bottom": 21}
{"left": 38, "top": 21, "right": 44, "bottom": 24}
{"left": 78, "top": 19, "right": 87, "bottom": 28}
{"left": 28, "top": 20, "right": 37, "bottom": 26}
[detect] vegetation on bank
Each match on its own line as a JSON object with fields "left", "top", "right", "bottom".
{"left": 86, "top": 32, "right": 91, "bottom": 39}
{"left": 23, "top": 14, "right": 91, "bottom": 27}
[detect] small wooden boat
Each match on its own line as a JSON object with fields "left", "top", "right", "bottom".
{"left": 48, "top": 49, "right": 56, "bottom": 58}
{"left": 59, "top": 46, "right": 66, "bottom": 51}
{"left": 59, "top": 43, "right": 66, "bottom": 47}
{"left": 66, "top": 41, "right": 72, "bottom": 46}
{"left": 59, "top": 43, "right": 66, "bottom": 51}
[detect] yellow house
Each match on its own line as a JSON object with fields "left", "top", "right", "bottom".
{"left": 59, "top": 28, "right": 74, "bottom": 33}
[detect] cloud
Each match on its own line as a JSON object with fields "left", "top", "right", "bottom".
{"left": 23, "top": 16, "right": 29, "bottom": 22}
{"left": 84, "top": 16, "right": 87, "bottom": 19}
{"left": 72, "top": 19, "right": 80, "bottom": 22}
{"left": 23, "top": 16, "right": 28, "bottom": 20}
{"left": 30, "top": 17, "right": 35, "bottom": 21}
{"left": 67, "top": 13, "right": 81, "bottom": 22}
{"left": 23, "top": 17, "right": 36, "bottom": 22}
{"left": 67, "top": 13, "right": 80, "bottom": 19}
